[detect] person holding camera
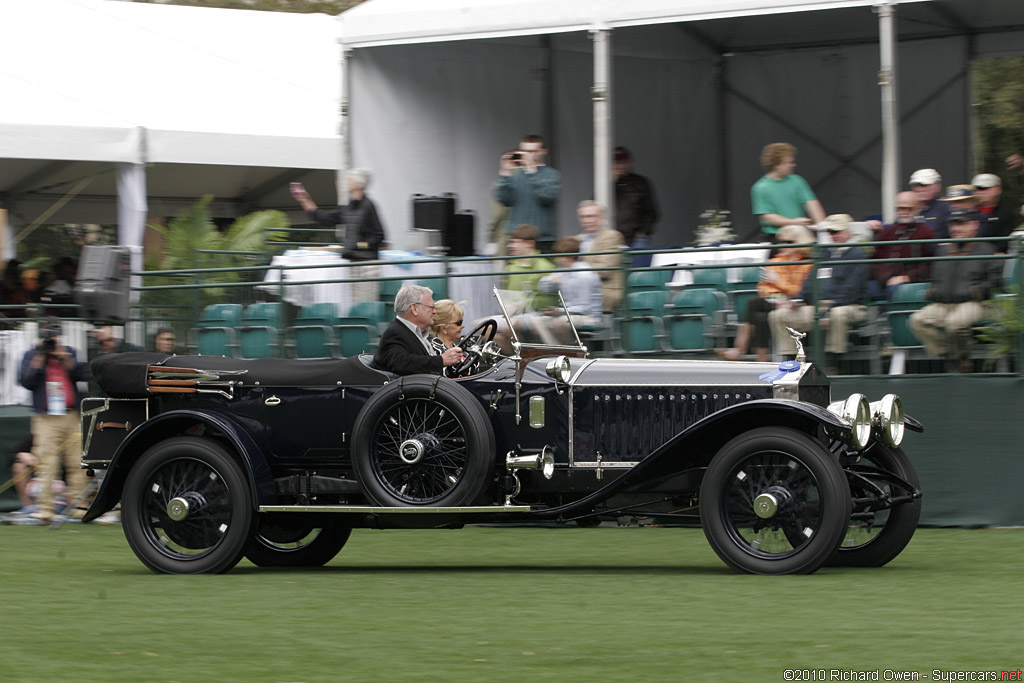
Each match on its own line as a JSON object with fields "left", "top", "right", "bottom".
{"left": 495, "top": 134, "right": 561, "bottom": 253}
{"left": 18, "top": 317, "right": 87, "bottom": 524}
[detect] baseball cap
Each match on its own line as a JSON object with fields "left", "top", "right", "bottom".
{"left": 971, "top": 173, "right": 1001, "bottom": 189}
{"left": 938, "top": 184, "right": 976, "bottom": 202}
{"left": 820, "top": 214, "right": 853, "bottom": 232}
{"left": 909, "top": 168, "right": 941, "bottom": 186}
{"left": 948, "top": 207, "right": 980, "bottom": 223}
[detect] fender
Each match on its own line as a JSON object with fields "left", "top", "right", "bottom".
{"left": 533, "top": 398, "right": 854, "bottom": 520}
{"left": 82, "top": 408, "right": 275, "bottom": 523}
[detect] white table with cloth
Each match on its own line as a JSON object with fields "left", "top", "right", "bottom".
{"left": 259, "top": 250, "right": 503, "bottom": 323}
{"left": 651, "top": 243, "right": 772, "bottom": 287}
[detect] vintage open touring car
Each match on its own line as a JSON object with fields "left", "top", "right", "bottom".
{"left": 81, "top": 288, "right": 922, "bottom": 575}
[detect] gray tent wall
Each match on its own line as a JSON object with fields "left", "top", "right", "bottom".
{"left": 345, "top": 2, "right": 1024, "bottom": 251}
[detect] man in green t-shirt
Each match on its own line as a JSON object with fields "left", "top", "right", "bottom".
{"left": 751, "top": 142, "right": 826, "bottom": 242}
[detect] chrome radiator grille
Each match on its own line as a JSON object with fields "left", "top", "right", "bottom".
{"left": 572, "top": 387, "right": 771, "bottom": 463}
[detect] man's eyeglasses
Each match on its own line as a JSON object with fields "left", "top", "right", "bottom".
{"left": 414, "top": 302, "right": 436, "bottom": 311}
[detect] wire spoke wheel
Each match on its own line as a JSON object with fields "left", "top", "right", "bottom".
{"left": 828, "top": 442, "right": 921, "bottom": 567}
{"left": 352, "top": 376, "right": 495, "bottom": 508}
{"left": 122, "top": 437, "right": 253, "bottom": 574}
{"left": 701, "top": 428, "right": 850, "bottom": 575}
{"left": 245, "top": 517, "right": 352, "bottom": 567}
{"left": 373, "top": 398, "right": 469, "bottom": 503}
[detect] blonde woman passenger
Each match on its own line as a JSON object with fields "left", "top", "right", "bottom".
{"left": 429, "top": 299, "right": 468, "bottom": 363}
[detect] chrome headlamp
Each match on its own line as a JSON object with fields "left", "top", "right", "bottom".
{"left": 828, "top": 393, "right": 872, "bottom": 450}
{"left": 545, "top": 355, "right": 571, "bottom": 383}
{"left": 871, "top": 393, "right": 905, "bottom": 448}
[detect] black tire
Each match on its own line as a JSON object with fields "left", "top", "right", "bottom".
{"left": 828, "top": 443, "right": 921, "bottom": 567}
{"left": 245, "top": 518, "right": 352, "bottom": 567}
{"left": 351, "top": 375, "right": 495, "bottom": 506}
{"left": 700, "top": 427, "right": 851, "bottom": 575}
{"left": 122, "top": 436, "right": 254, "bottom": 575}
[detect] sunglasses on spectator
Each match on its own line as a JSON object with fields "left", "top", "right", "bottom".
{"left": 897, "top": 205, "right": 916, "bottom": 210}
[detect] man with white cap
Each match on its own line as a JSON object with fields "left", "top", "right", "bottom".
{"left": 909, "top": 168, "right": 950, "bottom": 239}
{"left": 972, "top": 173, "right": 1019, "bottom": 253}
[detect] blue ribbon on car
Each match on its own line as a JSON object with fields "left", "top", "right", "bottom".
{"left": 759, "top": 360, "right": 801, "bottom": 383}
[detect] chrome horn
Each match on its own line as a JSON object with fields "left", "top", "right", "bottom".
{"left": 506, "top": 445, "right": 555, "bottom": 479}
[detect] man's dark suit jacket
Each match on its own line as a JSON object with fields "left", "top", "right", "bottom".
{"left": 373, "top": 318, "right": 444, "bottom": 376}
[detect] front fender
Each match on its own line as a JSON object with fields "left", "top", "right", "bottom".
{"left": 535, "top": 399, "right": 851, "bottom": 519}
{"left": 83, "top": 409, "right": 275, "bottom": 523}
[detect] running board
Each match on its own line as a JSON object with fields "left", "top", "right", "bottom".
{"left": 259, "top": 504, "right": 533, "bottom": 514}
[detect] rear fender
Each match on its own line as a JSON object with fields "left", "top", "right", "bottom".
{"left": 82, "top": 409, "right": 274, "bottom": 523}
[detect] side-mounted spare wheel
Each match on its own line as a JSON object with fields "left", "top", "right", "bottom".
{"left": 351, "top": 375, "right": 496, "bottom": 507}
{"left": 121, "top": 436, "right": 254, "bottom": 575}
{"left": 700, "top": 427, "right": 851, "bottom": 575}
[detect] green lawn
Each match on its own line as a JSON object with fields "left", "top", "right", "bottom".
{"left": 1, "top": 525, "right": 1021, "bottom": 682}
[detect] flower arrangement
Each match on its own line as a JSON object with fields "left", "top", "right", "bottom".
{"left": 694, "top": 209, "right": 736, "bottom": 246}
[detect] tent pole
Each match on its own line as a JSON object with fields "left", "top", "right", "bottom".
{"left": 592, "top": 28, "right": 613, "bottom": 217}
{"left": 338, "top": 42, "right": 351, "bottom": 205}
{"left": 877, "top": 0, "right": 900, "bottom": 224}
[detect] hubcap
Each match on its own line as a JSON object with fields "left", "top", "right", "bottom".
{"left": 753, "top": 485, "right": 792, "bottom": 519}
{"left": 166, "top": 492, "right": 206, "bottom": 522}
{"left": 399, "top": 439, "right": 425, "bottom": 464}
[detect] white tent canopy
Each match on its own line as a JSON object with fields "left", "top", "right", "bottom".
{"left": 338, "top": 0, "right": 1024, "bottom": 249}
{"left": 0, "top": 0, "right": 343, "bottom": 252}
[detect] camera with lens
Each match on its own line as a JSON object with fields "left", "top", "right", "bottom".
{"left": 510, "top": 152, "right": 522, "bottom": 161}
{"left": 39, "top": 327, "right": 59, "bottom": 353}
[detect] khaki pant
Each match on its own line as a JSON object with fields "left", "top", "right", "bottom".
{"left": 909, "top": 301, "right": 988, "bottom": 360}
{"left": 31, "top": 411, "right": 85, "bottom": 518}
{"left": 769, "top": 304, "right": 868, "bottom": 355}
{"left": 350, "top": 264, "right": 381, "bottom": 306}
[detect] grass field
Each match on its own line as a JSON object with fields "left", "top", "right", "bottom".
{"left": 1, "top": 525, "right": 1021, "bottom": 682}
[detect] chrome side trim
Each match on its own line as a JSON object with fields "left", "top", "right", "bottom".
{"left": 258, "top": 505, "right": 533, "bottom": 514}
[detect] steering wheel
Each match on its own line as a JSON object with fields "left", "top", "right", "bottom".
{"left": 450, "top": 318, "right": 498, "bottom": 376}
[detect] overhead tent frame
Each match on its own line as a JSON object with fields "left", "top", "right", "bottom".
{"left": 338, "top": 0, "right": 1024, "bottom": 246}
{"left": 0, "top": 0, "right": 343, "bottom": 256}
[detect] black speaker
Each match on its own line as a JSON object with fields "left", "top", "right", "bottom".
{"left": 412, "top": 193, "right": 474, "bottom": 256}
{"left": 412, "top": 193, "right": 456, "bottom": 232}
{"left": 76, "top": 245, "right": 132, "bottom": 322}
{"left": 450, "top": 211, "right": 475, "bottom": 257}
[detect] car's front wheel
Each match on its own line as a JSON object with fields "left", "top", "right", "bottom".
{"left": 700, "top": 427, "right": 851, "bottom": 575}
{"left": 828, "top": 443, "right": 921, "bottom": 567}
{"left": 122, "top": 436, "right": 254, "bottom": 574}
{"left": 245, "top": 517, "right": 352, "bottom": 567}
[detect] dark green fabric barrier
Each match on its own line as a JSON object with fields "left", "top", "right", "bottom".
{"left": 833, "top": 376, "right": 1024, "bottom": 527}
{"left": 0, "top": 405, "right": 34, "bottom": 512}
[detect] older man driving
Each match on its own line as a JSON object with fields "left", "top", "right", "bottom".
{"left": 374, "top": 284, "right": 463, "bottom": 375}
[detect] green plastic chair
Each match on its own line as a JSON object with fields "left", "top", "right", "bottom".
{"left": 666, "top": 288, "right": 726, "bottom": 352}
{"left": 336, "top": 300, "right": 388, "bottom": 357}
{"left": 617, "top": 290, "right": 666, "bottom": 354}
{"left": 191, "top": 303, "right": 242, "bottom": 357}
{"left": 287, "top": 303, "right": 338, "bottom": 359}
{"left": 418, "top": 277, "right": 449, "bottom": 300}
{"left": 239, "top": 302, "right": 284, "bottom": 358}
{"left": 886, "top": 282, "right": 931, "bottom": 348}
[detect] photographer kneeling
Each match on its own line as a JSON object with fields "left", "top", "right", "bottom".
{"left": 18, "top": 317, "right": 87, "bottom": 525}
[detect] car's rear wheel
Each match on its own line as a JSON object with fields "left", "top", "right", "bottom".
{"left": 700, "top": 427, "right": 851, "bottom": 575}
{"left": 352, "top": 376, "right": 495, "bottom": 507}
{"left": 245, "top": 518, "right": 352, "bottom": 567}
{"left": 828, "top": 443, "right": 921, "bottom": 567}
{"left": 122, "top": 436, "right": 254, "bottom": 575}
